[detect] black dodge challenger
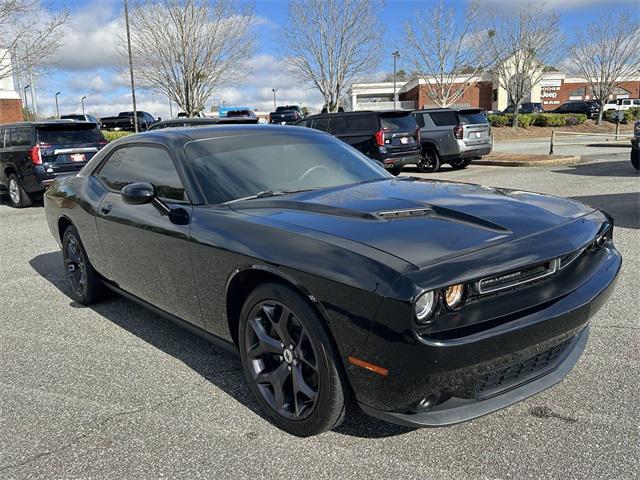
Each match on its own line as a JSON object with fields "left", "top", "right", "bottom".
{"left": 44, "top": 125, "right": 621, "bottom": 436}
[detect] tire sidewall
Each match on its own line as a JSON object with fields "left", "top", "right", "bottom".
{"left": 238, "top": 282, "right": 343, "bottom": 437}
{"left": 418, "top": 147, "right": 440, "bottom": 173}
{"left": 8, "top": 175, "right": 23, "bottom": 208}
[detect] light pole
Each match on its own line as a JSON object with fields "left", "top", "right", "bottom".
{"left": 272, "top": 88, "right": 277, "bottom": 110}
{"left": 81, "top": 96, "right": 87, "bottom": 115}
{"left": 392, "top": 51, "right": 400, "bottom": 110}
{"left": 124, "top": 0, "right": 139, "bottom": 132}
{"left": 23, "top": 85, "right": 30, "bottom": 120}
{"left": 55, "top": 92, "right": 61, "bottom": 118}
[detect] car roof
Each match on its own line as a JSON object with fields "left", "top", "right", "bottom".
{"left": 0, "top": 120, "right": 96, "bottom": 127}
{"left": 127, "top": 124, "right": 326, "bottom": 142}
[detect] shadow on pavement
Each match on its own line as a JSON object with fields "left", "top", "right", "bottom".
{"left": 570, "top": 192, "right": 640, "bottom": 230}
{"left": 555, "top": 160, "right": 639, "bottom": 178}
{"left": 29, "top": 250, "right": 412, "bottom": 439}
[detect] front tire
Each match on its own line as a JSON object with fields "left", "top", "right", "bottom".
{"left": 387, "top": 165, "right": 403, "bottom": 176}
{"left": 62, "top": 225, "right": 104, "bottom": 305}
{"left": 7, "top": 174, "right": 32, "bottom": 208}
{"left": 632, "top": 150, "right": 639, "bottom": 170}
{"left": 238, "top": 282, "right": 349, "bottom": 437}
{"left": 449, "top": 158, "right": 472, "bottom": 170}
{"left": 417, "top": 148, "right": 441, "bottom": 173}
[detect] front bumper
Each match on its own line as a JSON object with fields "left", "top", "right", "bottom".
{"left": 352, "top": 244, "right": 620, "bottom": 427}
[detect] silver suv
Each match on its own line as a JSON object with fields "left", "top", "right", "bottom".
{"left": 412, "top": 108, "right": 492, "bottom": 172}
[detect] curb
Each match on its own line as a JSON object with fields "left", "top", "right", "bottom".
{"left": 474, "top": 155, "right": 582, "bottom": 167}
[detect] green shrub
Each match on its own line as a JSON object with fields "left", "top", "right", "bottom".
{"left": 625, "top": 107, "right": 640, "bottom": 122}
{"left": 103, "top": 130, "right": 132, "bottom": 142}
{"left": 487, "top": 114, "right": 510, "bottom": 127}
{"left": 487, "top": 112, "right": 587, "bottom": 128}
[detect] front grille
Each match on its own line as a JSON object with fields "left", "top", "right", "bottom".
{"left": 476, "top": 337, "right": 573, "bottom": 398}
{"left": 478, "top": 259, "right": 558, "bottom": 294}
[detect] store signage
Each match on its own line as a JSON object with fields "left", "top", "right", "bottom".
{"left": 541, "top": 79, "right": 562, "bottom": 87}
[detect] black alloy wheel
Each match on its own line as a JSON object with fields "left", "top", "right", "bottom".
{"left": 449, "top": 158, "right": 472, "bottom": 170}
{"left": 417, "top": 148, "right": 440, "bottom": 173}
{"left": 62, "top": 226, "right": 103, "bottom": 305}
{"left": 239, "top": 283, "right": 348, "bottom": 436}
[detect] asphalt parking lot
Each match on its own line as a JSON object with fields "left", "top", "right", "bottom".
{"left": 0, "top": 149, "right": 638, "bottom": 479}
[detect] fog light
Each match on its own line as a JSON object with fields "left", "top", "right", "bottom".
{"left": 415, "top": 290, "right": 436, "bottom": 323}
{"left": 444, "top": 284, "right": 465, "bottom": 310}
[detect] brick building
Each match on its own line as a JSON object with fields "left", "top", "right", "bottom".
{"left": 0, "top": 49, "right": 24, "bottom": 124}
{"left": 349, "top": 71, "right": 640, "bottom": 112}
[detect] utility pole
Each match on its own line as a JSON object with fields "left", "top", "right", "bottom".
{"left": 81, "top": 96, "right": 87, "bottom": 115}
{"left": 272, "top": 89, "right": 277, "bottom": 110}
{"left": 23, "top": 85, "right": 30, "bottom": 120}
{"left": 168, "top": 98, "right": 173, "bottom": 118}
{"left": 124, "top": 0, "right": 139, "bottom": 133}
{"left": 27, "top": 64, "right": 38, "bottom": 119}
{"left": 55, "top": 92, "right": 61, "bottom": 118}
{"left": 392, "top": 51, "right": 400, "bottom": 110}
{"left": 12, "top": 48, "right": 23, "bottom": 106}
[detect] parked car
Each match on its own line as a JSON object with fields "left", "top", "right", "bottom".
{"left": 226, "top": 109, "right": 257, "bottom": 119}
{"left": 551, "top": 101, "right": 600, "bottom": 119}
{"left": 149, "top": 117, "right": 259, "bottom": 130}
{"left": 412, "top": 108, "right": 492, "bottom": 172}
{"left": 100, "top": 111, "right": 158, "bottom": 131}
{"left": 631, "top": 120, "right": 639, "bottom": 170}
{"left": 269, "top": 105, "right": 303, "bottom": 124}
{"left": 61, "top": 113, "right": 99, "bottom": 124}
{"left": 602, "top": 98, "right": 640, "bottom": 112}
{"left": 177, "top": 111, "right": 206, "bottom": 118}
{"left": 0, "top": 120, "right": 107, "bottom": 207}
{"left": 43, "top": 124, "right": 620, "bottom": 436}
{"left": 502, "top": 102, "right": 544, "bottom": 114}
{"left": 296, "top": 110, "right": 421, "bottom": 175}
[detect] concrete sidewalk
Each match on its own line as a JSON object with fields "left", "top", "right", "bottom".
{"left": 494, "top": 134, "right": 633, "bottom": 157}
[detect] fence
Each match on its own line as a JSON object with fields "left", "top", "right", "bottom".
{"left": 549, "top": 130, "right": 634, "bottom": 154}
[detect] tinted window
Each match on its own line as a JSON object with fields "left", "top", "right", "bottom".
{"left": 296, "top": 119, "right": 311, "bottom": 128}
{"left": 0, "top": 129, "right": 5, "bottom": 148}
{"left": 458, "top": 110, "right": 487, "bottom": 125}
{"left": 380, "top": 114, "right": 417, "bottom": 131}
{"left": 10, "top": 127, "right": 32, "bottom": 147}
{"left": 413, "top": 113, "right": 425, "bottom": 128}
{"left": 330, "top": 115, "right": 378, "bottom": 134}
{"left": 97, "top": 146, "right": 185, "bottom": 201}
{"left": 426, "top": 111, "right": 458, "bottom": 127}
{"left": 37, "top": 125, "right": 104, "bottom": 144}
{"left": 61, "top": 114, "right": 86, "bottom": 121}
{"left": 184, "top": 132, "right": 388, "bottom": 204}
{"left": 311, "top": 117, "right": 330, "bottom": 132}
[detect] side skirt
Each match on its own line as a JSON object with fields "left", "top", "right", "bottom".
{"left": 102, "top": 281, "right": 239, "bottom": 355}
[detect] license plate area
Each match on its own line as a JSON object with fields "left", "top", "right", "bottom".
{"left": 70, "top": 153, "right": 86, "bottom": 162}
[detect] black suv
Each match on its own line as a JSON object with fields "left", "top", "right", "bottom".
{"left": 295, "top": 111, "right": 421, "bottom": 175}
{"left": 552, "top": 101, "right": 600, "bottom": 119}
{"left": 0, "top": 121, "right": 107, "bottom": 207}
{"left": 502, "top": 102, "right": 544, "bottom": 114}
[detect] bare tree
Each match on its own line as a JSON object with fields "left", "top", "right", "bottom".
{"left": 568, "top": 12, "right": 640, "bottom": 124}
{"left": 281, "top": 0, "right": 383, "bottom": 113}
{"left": 125, "top": 0, "right": 254, "bottom": 117}
{"left": 0, "top": 1, "right": 68, "bottom": 81}
{"left": 404, "top": 0, "right": 486, "bottom": 108}
{"left": 484, "top": 6, "right": 562, "bottom": 127}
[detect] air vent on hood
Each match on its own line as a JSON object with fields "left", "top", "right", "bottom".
{"left": 377, "top": 208, "right": 433, "bottom": 219}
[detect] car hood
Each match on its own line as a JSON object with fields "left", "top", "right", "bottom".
{"left": 229, "top": 178, "right": 596, "bottom": 268}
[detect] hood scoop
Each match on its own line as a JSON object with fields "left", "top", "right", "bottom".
{"left": 377, "top": 207, "right": 432, "bottom": 219}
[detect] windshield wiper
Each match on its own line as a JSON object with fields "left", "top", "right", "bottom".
{"left": 224, "top": 187, "right": 319, "bottom": 205}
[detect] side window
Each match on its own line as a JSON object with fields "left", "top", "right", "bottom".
{"left": 428, "top": 111, "right": 458, "bottom": 126}
{"left": 295, "top": 119, "right": 310, "bottom": 128}
{"left": 414, "top": 113, "right": 425, "bottom": 128}
{"left": 331, "top": 115, "right": 378, "bottom": 134}
{"left": 96, "top": 145, "right": 186, "bottom": 201}
{"left": 10, "top": 127, "right": 32, "bottom": 147}
{"left": 311, "top": 117, "right": 330, "bottom": 132}
{"left": 0, "top": 129, "right": 5, "bottom": 148}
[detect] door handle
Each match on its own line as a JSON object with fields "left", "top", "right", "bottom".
{"left": 101, "top": 202, "right": 113, "bottom": 215}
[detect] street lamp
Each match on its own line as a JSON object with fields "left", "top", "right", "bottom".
{"left": 23, "top": 85, "right": 30, "bottom": 120}
{"left": 392, "top": 51, "right": 400, "bottom": 110}
{"left": 81, "top": 96, "right": 87, "bottom": 115}
{"left": 272, "top": 88, "right": 277, "bottom": 110}
{"left": 55, "top": 92, "right": 61, "bottom": 118}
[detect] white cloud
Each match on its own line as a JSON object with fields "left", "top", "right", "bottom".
{"left": 482, "top": 0, "right": 638, "bottom": 10}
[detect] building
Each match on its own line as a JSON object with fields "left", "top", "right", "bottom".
{"left": 349, "top": 70, "right": 640, "bottom": 112}
{"left": 0, "top": 49, "right": 23, "bottom": 123}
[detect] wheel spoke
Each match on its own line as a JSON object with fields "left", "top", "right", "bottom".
{"left": 256, "top": 362, "right": 290, "bottom": 412}
{"left": 247, "top": 318, "right": 283, "bottom": 358}
{"left": 292, "top": 364, "right": 317, "bottom": 416}
{"left": 297, "top": 330, "right": 317, "bottom": 370}
{"left": 264, "top": 304, "right": 295, "bottom": 346}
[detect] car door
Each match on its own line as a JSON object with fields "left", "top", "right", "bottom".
{"left": 329, "top": 114, "right": 377, "bottom": 155}
{"left": 424, "top": 111, "right": 458, "bottom": 157}
{"left": 93, "top": 143, "right": 203, "bottom": 326}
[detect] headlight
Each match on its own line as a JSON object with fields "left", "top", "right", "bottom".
{"left": 414, "top": 290, "right": 437, "bottom": 323}
{"left": 444, "top": 284, "right": 465, "bottom": 310}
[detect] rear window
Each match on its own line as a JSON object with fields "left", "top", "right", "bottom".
{"left": 61, "top": 115, "right": 85, "bottom": 121}
{"left": 380, "top": 114, "right": 417, "bottom": 131}
{"left": 330, "top": 115, "right": 378, "bottom": 133}
{"left": 427, "top": 111, "right": 458, "bottom": 127}
{"left": 37, "top": 125, "right": 105, "bottom": 144}
{"left": 458, "top": 110, "right": 487, "bottom": 125}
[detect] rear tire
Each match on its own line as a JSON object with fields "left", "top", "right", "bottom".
{"left": 387, "top": 165, "right": 403, "bottom": 176}
{"left": 632, "top": 150, "right": 639, "bottom": 170}
{"left": 449, "top": 158, "right": 472, "bottom": 170}
{"left": 62, "top": 225, "right": 104, "bottom": 305}
{"left": 238, "top": 282, "right": 349, "bottom": 437}
{"left": 417, "top": 147, "right": 440, "bottom": 173}
{"left": 7, "top": 174, "right": 32, "bottom": 208}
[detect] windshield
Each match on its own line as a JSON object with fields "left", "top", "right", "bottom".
{"left": 184, "top": 132, "right": 389, "bottom": 204}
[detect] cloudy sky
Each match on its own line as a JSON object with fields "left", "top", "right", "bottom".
{"left": 21, "top": 0, "right": 640, "bottom": 119}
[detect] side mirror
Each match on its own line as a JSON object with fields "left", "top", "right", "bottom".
{"left": 156, "top": 117, "right": 162, "bottom": 122}
{"left": 121, "top": 182, "right": 155, "bottom": 205}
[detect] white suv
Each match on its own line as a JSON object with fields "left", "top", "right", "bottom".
{"left": 602, "top": 98, "right": 640, "bottom": 112}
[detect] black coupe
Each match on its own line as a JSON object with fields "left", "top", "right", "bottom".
{"left": 44, "top": 125, "right": 620, "bottom": 436}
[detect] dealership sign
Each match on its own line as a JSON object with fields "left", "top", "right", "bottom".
{"left": 541, "top": 79, "right": 562, "bottom": 105}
